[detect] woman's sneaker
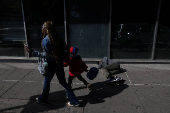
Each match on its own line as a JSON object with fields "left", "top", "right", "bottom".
{"left": 86, "top": 84, "right": 91, "bottom": 90}
{"left": 36, "top": 97, "right": 47, "bottom": 104}
{"left": 67, "top": 102, "right": 79, "bottom": 107}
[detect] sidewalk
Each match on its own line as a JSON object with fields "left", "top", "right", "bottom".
{"left": 0, "top": 60, "right": 170, "bottom": 113}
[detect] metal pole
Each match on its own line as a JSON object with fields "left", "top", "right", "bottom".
{"left": 64, "top": 0, "right": 68, "bottom": 45}
{"left": 151, "top": 0, "right": 162, "bottom": 60}
{"left": 21, "top": 0, "right": 29, "bottom": 58}
{"left": 108, "top": 0, "right": 112, "bottom": 58}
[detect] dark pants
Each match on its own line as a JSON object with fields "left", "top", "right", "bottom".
{"left": 101, "top": 63, "right": 120, "bottom": 79}
{"left": 38, "top": 62, "right": 79, "bottom": 105}
{"left": 68, "top": 75, "right": 88, "bottom": 88}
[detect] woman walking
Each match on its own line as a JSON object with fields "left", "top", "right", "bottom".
{"left": 25, "top": 21, "right": 79, "bottom": 106}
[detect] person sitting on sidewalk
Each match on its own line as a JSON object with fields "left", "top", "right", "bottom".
{"left": 63, "top": 46, "right": 91, "bottom": 89}
{"left": 98, "top": 57, "right": 125, "bottom": 84}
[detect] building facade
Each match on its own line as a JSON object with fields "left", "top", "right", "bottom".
{"left": 0, "top": 0, "right": 169, "bottom": 60}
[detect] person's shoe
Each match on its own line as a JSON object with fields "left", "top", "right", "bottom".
{"left": 86, "top": 84, "right": 91, "bottom": 90}
{"left": 67, "top": 102, "right": 79, "bottom": 107}
{"left": 105, "top": 77, "right": 115, "bottom": 84}
{"left": 116, "top": 77, "right": 126, "bottom": 85}
{"left": 36, "top": 97, "right": 47, "bottom": 104}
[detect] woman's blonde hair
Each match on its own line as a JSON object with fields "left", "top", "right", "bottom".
{"left": 42, "top": 21, "right": 64, "bottom": 63}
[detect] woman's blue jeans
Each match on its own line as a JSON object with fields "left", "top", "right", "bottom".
{"left": 38, "top": 62, "right": 79, "bottom": 105}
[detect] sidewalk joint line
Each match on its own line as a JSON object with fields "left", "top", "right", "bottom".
{"left": 125, "top": 72, "right": 132, "bottom": 84}
{"left": 131, "top": 84, "right": 148, "bottom": 113}
{"left": 0, "top": 68, "right": 35, "bottom": 97}
{"left": 2, "top": 80, "right": 170, "bottom": 87}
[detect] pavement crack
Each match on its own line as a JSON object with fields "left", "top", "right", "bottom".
{"left": 0, "top": 68, "right": 35, "bottom": 97}
{"left": 132, "top": 85, "right": 148, "bottom": 113}
{"left": 123, "top": 65, "right": 148, "bottom": 113}
{"left": 0, "top": 69, "right": 16, "bottom": 94}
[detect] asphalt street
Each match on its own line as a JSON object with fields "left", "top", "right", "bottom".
{"left": 0, "top": 59, "right": 170, "bottom": 113}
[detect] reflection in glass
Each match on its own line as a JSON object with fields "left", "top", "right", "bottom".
{"left": 154, "top": 1, "right": 170, "bottom": 59}
{"left": 110, "top": 0, "right": 159, "bottom": 59}
{"left": 155, "top": 25, "right": 170, "bottom": 59}
{"left": 0, "top": 0, "right": 26, "bottom": 56}
{"left": 23, "top": 0, "right": 64, "bottom": 57}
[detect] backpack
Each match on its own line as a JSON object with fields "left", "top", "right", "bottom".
{"left": 86, "top": 67, "right": 99, "bottom": 80}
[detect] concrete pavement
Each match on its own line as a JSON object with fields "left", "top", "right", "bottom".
{"left": 0, "top": 59, "right": 170, "bottom": 113}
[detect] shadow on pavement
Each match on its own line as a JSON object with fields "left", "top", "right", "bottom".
{"left": 21, "top": 90, "right": 67, "bottom": 113}
{"left": 0, "top": 92, "right": 67, "bottom": 113}
{"left": 0, "top": 83, "right": 128, "bottom": 112}
{"left": 73, "top": 81, "right": 129, "bottom": 107}
{"left": 22, "top": 82, "right": 128, "bottom": 111}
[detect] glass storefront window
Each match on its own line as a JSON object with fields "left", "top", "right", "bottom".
{"left": 67, "top": 0, "right": 110, "bottom": 58}
{"left": 1, "top": 0, "right": 168, "bottom": 60}
{"left": 154, "top": 1, "right": 170, "bottom": 59}
{"left": 0, "top": 0, "right": 64, "bottom": 57}
{"left": 0, "top": 0, "right": 26, "bottom": 56}
{"left": 23, "top": 0, "right": 64, "bottom": 57}
{"left": 111, "top": 0, "right": 159, "bottom": 59}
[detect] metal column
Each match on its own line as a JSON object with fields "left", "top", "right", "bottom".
{"left": 21, "top": 0, "right": 29, "bottom": 58}
{"left": 151, "top": 0, "right": 162, "bottom": 60}
{"left": 64, "top": 0, "right": 68, "bottom": 45}
{"left": 108, "top": 0, "right": 112, "bottom": 58}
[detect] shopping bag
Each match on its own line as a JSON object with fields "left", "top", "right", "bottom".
{"left": 38, "top": 56, "right": 49, "bottom": 76}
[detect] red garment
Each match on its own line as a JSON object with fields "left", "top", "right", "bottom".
{"left": 63, "top": 55, "right": 88, "bottom": 76}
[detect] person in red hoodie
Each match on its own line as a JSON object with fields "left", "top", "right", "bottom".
{"left": 63, "top": 46, "right": 90, "bottom": 89}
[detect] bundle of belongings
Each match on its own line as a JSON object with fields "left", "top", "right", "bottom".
{"left": 98, "top": 57, "right": 126, "bottom": 85}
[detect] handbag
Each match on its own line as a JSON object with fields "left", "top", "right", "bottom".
{"left": 38, "top": 56, "right": 49, "bottom": 76}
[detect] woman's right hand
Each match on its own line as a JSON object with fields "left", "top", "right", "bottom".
{"left": 25, "top": 46, "right": 33, "bottom": 52}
